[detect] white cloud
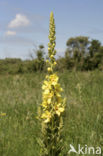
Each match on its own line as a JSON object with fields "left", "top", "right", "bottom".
{"left": 5, "top": 30, "right": 16, "bottom": 36}
{"left": 8, "top": 14, "right": 30, "bottom": 28}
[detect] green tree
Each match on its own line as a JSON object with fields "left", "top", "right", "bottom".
{"left": 89, "top": 39, "right": 101, "bottom": 58}
{"left": 66, "top": 36, "right": 89, "bottom": 58}
{"left": 34, "top": 45, "right": 45, "bottom": 71}
{"left": 66, "top": 36, "right": 90, "bottom": 70}
{"left": 64, "top": 50, "right": 74, "bottom": 70}
{"left": 29, "top": 44, "right": 45, "bottom": 71}
{"left": 86, "top": 40, "right": 102, "bottom": 70}
{"left": 93, "top": 46, "right": 103, "bottom": 68}
{"left": 36, "top": 45, "right": 45, "bottom": 61}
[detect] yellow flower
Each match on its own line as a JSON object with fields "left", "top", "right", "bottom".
{"left": 42, "top": 102, "right": 48, "bottom": 109}
{"left": 44, "top": 118, "right": 50, "bottom": 123}
{"left": 44, "top": 80, "right": 48, "bottom": 85}
{"left": 43, "top": 89, "right": 49, "bottom": 95}
{"left": 55, "top": 105, "right": 64, "bottom": 116}
{"left": 41, "top": 111, "right": 51, "bottom": 123}
{"left": 56, "top": 93, "right": 61, "bottom": 97}
{"left": 0, "top": 113, "right": 6, "bottom": 116}
{"left": 49, "top": 74, "right": 59, "bottom": 86}
{"left": 42, "top": 85, "right": 46, "bottom": 90}
{"left": 42, "top": 80, "right": 51, "bottom": 90}
{"left": 47, "top": 98, "right": 51, "bottom": 104}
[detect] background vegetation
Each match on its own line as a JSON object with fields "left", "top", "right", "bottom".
{"left": 0, "top": 71, "right": 103, "bottom": 155}
{"left": 0, "top": 36, "right": 103, "bottom": 74}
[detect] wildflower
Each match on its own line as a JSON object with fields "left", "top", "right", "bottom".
{"left": 0, "top": 113, "right": 6, "bottom": 116}
{"left": 40, "top": 12, "right": 65, "bottom": 124}
{"left": 41, "top": 111, "right": 51, "bottom": 123}
{"left": 38, "top": 12, "right": 66, "bottom": 156}
{"left": 43, "top": 89, "right": 49, "bottom": 95}
{"left": 55, "top": 105, "right": 64, "bottom": 116}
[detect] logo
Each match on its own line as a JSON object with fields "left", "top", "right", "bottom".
{"left": 68, "top": 144, "right": 101, "bottom": 155}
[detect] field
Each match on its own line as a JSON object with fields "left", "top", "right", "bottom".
{"left": 0, "top": 71, "right": 103, "bottom": 156}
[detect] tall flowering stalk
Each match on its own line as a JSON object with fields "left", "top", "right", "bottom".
{"left": 38, "top": 12, "right": 65, "bottom": 156}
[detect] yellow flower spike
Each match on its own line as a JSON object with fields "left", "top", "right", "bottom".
{"left": 39, "top": 12, "right": 66, "bottom": 155}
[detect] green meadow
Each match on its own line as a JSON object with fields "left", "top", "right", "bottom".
{"left": 0, "top": 71, "right": 103, "bottom": 156}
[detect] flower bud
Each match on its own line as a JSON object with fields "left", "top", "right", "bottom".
{"left": 47, "top": 67, "right": 52, "bottom": 72}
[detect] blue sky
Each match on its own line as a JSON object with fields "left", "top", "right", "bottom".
{"left": 0, "top": 0, "right": 103, "bottom": 59}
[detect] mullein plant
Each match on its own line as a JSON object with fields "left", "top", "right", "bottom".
{"left": 38, "top": 12, "right": 66, "bottom": 156}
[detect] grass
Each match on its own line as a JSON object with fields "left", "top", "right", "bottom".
{"left": 0, "top": 70, "right": 103, "bottom": 156}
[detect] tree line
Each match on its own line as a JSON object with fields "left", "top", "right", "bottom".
{"left": 64, "top": 36, "right": 103, "bottom": 71}
{"left": 0, "top": 36, "right": 103, "bottom": 74}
